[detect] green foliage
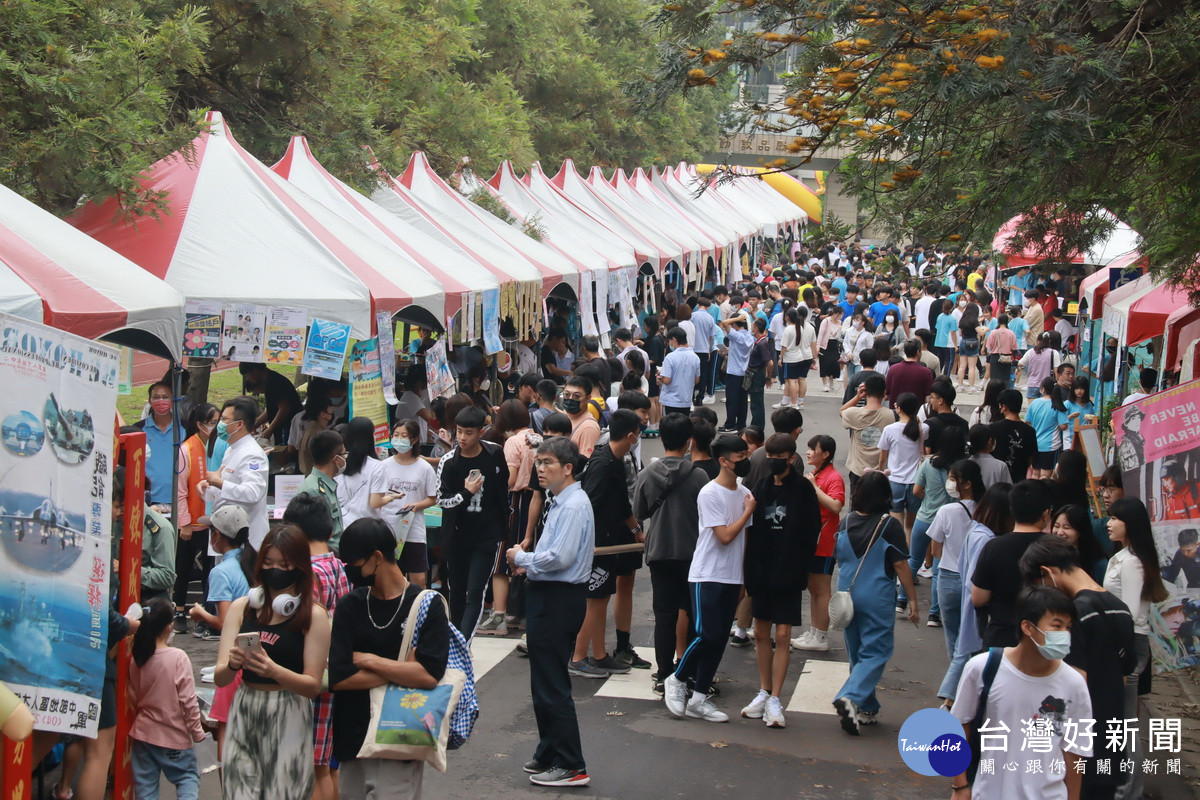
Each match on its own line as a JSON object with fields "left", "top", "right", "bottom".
{"left": 0, "top": 0, "right": 732, "bottom": 213}
{"left": 651, "top": 0, "right": 1200, "bottom": 291}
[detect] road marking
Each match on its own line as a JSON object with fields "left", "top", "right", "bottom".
{"left": 593, "top": 669, "right": 661, "bottom": 701}
{"left": 786, "top": 659, "right": 848, "bottom": 716}
{"left": 471, "top": 638, "right": 520, "bottom": 680}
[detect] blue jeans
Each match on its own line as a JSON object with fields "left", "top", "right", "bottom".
{"left": 847, "top": 362, "right": 861, "bottom": 380}
{"left": 897, "top": 518, "right": 940, "bottom": 617}
{"left": 132, "top": 740, "right": 199, "bottom": 800}
{"left": 936, "top": 569, "right": 968, "bottom": 699}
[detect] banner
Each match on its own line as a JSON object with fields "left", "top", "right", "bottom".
{"left": 0, "top": 313, "right": 118, "bottom": 735}
{"left": 117, "top": 347, "right": 134, "bottom": 395}
{"left": 301, "top": 318, "right": 352, "bottom": 381}
{"left": 221, "top": 304, "right": 267, "bottom": 362}
{"left": 376, "top": 311, "right": 398, "bottom": 406}
{"left": 482, "top": 289, "right": 503, "bottom": 355}
{"left": 264, "top": 307, "right": 307, "bottom": 366}
{"left": 349, "top": 338, "right": 389, "bottom": 445}
{"left": 425, "top": 340, "right": 456, "bottom": 401}
{"left": 1111, "top": 379, "right": 1200, "bottom": 673}
{"left": 183, "top": 300, "right": 222, "bottom": 359}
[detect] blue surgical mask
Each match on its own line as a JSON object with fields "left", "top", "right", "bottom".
{"left": 391, "top": 438, "right": 412, "bottom": 454}
{"left": 1034, "top": 627, "right": 1071, "bottom": 660}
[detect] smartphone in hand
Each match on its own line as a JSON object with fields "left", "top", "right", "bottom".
{"left": 236, "top": 631, "right": 262, "bottom": 658}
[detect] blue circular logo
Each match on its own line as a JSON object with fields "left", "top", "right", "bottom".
{"left": 897, "top": 708, "right": 972, "bottom": 777}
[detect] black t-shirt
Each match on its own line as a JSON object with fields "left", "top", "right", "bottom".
{"left": 989, "top": 419, "right": 1038, "bottom": 483}
{"left": 581, "top": 444, "right": 632, "bottom": 547}
{"left": 329, "top": 585, "right": 450, "bottom": 762}
{"left": 437, "top": 442, "right": 511, "bottom": 542}
{"left": 971, "top": 531, "right": 1043, "bottom": 647}
{"left": 691, "top": 458, "right": 721, "bottom": 480}
{"left": 926, "top": 412, "right": 969, "bottom": 452}
{"left": 645, "top": 334, "right": 666, "bottom": 368}
{"left": 845, "top": 512, "right": 908, "bottom": 579}
{"left": 1066, "top": 589, "right": 1134, "bottom": 780}
{"left": 262, "top": 369, "right": 302, "bottom": 445}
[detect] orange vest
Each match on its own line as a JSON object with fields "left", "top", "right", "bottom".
{"left": 181, "top": 434, "right": 208, "bottom": 528}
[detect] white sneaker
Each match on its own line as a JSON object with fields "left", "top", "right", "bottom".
{"left": 764, "top": 696, "right": 786, "bottom": 728}
{"left": 200, "top": 666, "right": 216, "bottom": 675}
{"left": 702, "top": 395, "right": 716, "bottom": 405}
{"left": 822, "top": 385, "right": 831, "bottom": 392}
{"left": 664, "top": 673, "right": 689, "bottom": 718}
{"left": 741, "top": 689, "right": 769, "bottom": 719}
{"left": 793, "top": 630, "right": 829, "bottom": 652}
{"left": 917, "top": 564, "right": 933, "bottom": 579}
{"left": 771, "top": 400, "right": 789, "bottom": 408}
{"left": 685, "top": 694, "right": 729, "bottom": 723}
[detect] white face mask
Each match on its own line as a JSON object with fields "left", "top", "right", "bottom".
{"left": 853, "top": 321, "right": 863, "bottom": 330}
{"left": 478, "top": 378, "right": 491, "bottom": 391}
{"left": 945, "top": 478, "right": 960, "bottom": 498}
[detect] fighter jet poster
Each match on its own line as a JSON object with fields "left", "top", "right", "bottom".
{"left": 0, "top": 312, "right": 119, "bottom": 736}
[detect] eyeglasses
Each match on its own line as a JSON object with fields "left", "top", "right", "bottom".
{"left": 534, "top": 459, "right": 560, "bottom": 468}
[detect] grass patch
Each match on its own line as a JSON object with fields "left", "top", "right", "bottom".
{"left": 116, "top": 365, "right": 301, "bottom": 424}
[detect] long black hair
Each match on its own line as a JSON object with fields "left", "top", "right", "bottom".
{"left": 1053, "top": 451, "right": 1091, "bottom": 510}
{"left": 1108, "top": 497, "right": 1169, "bottom": 602}
{"left": 979, "top": 379, "right": 1004, "bottom": 424}
{"left": 1042, "top": 376, "right": 1066, "bottom": 412}
{"left": 931, "top": 426, "right": 967, "bottom": 470}
{"left": 342, "top": 416, "right": 379, "bottom": 477}
{"left": 974, "top": 482, "right": 1014, "bottom": 535}
{"left": 131, "top": 596, "right": 174, "bottom": 667}
{"left": 896, "top": 393, "right": 922, "bottom": 441}
{"left": 1052, "top": 504, "right": 1106, "bottom": 571}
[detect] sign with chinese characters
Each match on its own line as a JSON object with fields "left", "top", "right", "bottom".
{"left": 349, "top": 338, "right": 389, "bottom": 446}
{"left": 0, "top": 313, "right": 118, "bottom": 736}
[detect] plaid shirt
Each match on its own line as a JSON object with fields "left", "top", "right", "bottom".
{"left": 311, "top": 551, "right": 350, "bottom": 616}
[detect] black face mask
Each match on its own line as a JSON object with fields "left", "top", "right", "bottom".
{"left": 732, "top": 458, "right": 752, "bottom": 478}
{"left": 261, "top": 567, "right": 300, "bottom": 591}
{"left": 344, "top": 560, "right": 376, "bottom": 589}
{"left": 561, "top": 398, "right": 582, "bottom": 415}
{"left": 768, "top": 458, "right": 790, "bottom": 476}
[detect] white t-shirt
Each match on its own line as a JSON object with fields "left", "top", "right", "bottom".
{"left": 1104, "top": 548, "right": 1150, "bottom": 634}
{"left": 952, "top": 653, "right": 1094, "bottom": 800}
{"left": 369, "top": 457, "right": 439, "bottom": 544}
{"left": 678, "top": 319, "right": 697, "bottom": 349}
{"left": 926, "top": 498, "right": 975, "bottom": 572}
{"left": 393, "top": 391, "right": 431, "bottom": 443}
{"left": 336, "top": 457, "right": 383, "bottom": 529}
{"left": 877, "top": 421, "right": 928, "bottom": 484}
{"left": 689, "top": 481, "right": 752, "bottom": 584}
{"left": 779, "top": 324, "right": 815, "bottom": 364}
{"left": 914, "top": 295, "right": 935, "bottom": 328}
{"left": 768, "top": 312, "right": 787, "bottom": 350}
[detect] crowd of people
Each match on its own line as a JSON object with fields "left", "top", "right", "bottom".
{"left": 46, "top": 239, "right": 1183, "bottom": 800}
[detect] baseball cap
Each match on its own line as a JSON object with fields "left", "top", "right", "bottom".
{"left": 210, "top": 505, "right": 250, "bottom": 539}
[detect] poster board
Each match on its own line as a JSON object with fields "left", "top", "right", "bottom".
{"left": 349, "top": 338, "right": 389, "bottom": 445}
{"left": 0, "top": 313, "right": 118, "bottom": 736}
{"left": 1071, "top": 420, "right": 1104, "bottom": 518}
{"left": 221, "top": 304, "right": 267, "bottom": 362}
{"left": 1111, "top": 380, "right": 1200, "bottom": 673}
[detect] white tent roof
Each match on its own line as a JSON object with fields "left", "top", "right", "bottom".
{"left": 611, "top": 168, "right": 731, "bottom": 260}
{"left": 526, "top": 163, "right": 676, "bottom": 272}
{"left": 395, "top": 152, "right": 578, "bottom": 299}
{"left": 271, "top": 136, "right": 499, "bottom": 324}
{"left": 488, "top": 162, "right": 635, "bottom": 273}
{"left": 2, "top": 182, "right": 185, "bottom": 360}
{"left": 674, "top": 165, "right": 777, "bottom": 238}
{"left": 653, "top": 167, "right": 758, "bottom": 244}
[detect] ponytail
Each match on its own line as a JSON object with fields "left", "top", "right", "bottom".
{"left": 897, "top": 393, "right": 921, "bottom": 441}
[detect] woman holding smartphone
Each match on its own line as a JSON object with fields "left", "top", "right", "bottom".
{"left": 216, "top": 524, "right": 331, "bottom": 800}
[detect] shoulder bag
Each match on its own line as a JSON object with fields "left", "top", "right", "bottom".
{"left": 828, "top": 515, "right": 890, "bottom": 631}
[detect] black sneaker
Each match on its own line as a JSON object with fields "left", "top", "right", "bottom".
{"left": 729, "top": 632, "right": 751, "bottom": 648}
{"left": 173, "top": 612, "right": 189, "bottom": 635}
{"left": 191, "top": 622, "right": 211, "bottom": 639}
{"left": 614, "top": 647, "right": 652, "bottom": 669}
{"left": 894, "top": 599, "right": 908, "bottom": 616}
{"left": 651, "top": 677, "right": 665, "bottom": 696}
{"left": 926, "top": 614, "right": 943, "bottom": 628}
{"left": 687, "top": 677, "right": 720, "bottom": 698}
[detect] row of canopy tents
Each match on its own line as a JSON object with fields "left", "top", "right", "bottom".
{"left": 1, "top": 110, "right": 812, "bottom": 363}
{"left": 992, "top": 211, "right": 1200, "bottom": 391}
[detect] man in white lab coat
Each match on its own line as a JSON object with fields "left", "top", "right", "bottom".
{"left": 199, "top": 396, "right": 269, "bottom": 550}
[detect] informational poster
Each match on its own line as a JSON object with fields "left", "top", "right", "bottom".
{"left": 301, "top": 318, "right": 352, "bottom": 381}
{"left": 264, "top": 307, "right": 307, "bottom": 366}
{"left": 117, "top": 347, "right": 134, "bottom": 395}
{"left": 0, "top": 313, "right": 118, "bottom": 736}
{"left": 183, "top": 301, "right": 222, "bottom": 359}
{"left": 220, "top": 304, "right": 267, "bottom": 362}
{"left": 376, "top": 310, "right": 398, "bottom": 406}
{"left": 349, "top": 338, "right": 389, "bottom": 445}
{"left": 482, "top": 289, "right": 503, "bottom": 355}
{"left": 579, "top": 276, "right": 597, "bottom": 337}
{"left": 1111, "top": 380, "right": 1200, "bottom": 672}
{"left": 425, "top": 340, "right": 456, "bottom": 401}
{"left": 272, "top": 475, "right": 303, "bottom": 519}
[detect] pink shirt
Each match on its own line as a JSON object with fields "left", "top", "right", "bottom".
{"left": 129, "top": 647, "right": 204, "bottom": 750}
{"left": 503, "top": 427, "right": 536, "bottom": 491}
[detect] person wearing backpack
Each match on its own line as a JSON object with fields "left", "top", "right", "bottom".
{"left": 331, "top": 518, "right": 451, "bottom": 799}
{"left": 949, "top": 586, "right": 1094, "bottom": 800}
{"left": 1020, "top": 535, "right": 1135, "bottom": 800}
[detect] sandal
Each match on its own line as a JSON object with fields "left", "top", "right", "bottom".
{"left": 51, "top": 786, "right": 73, "bottom": 800}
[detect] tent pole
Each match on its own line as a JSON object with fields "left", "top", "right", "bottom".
{"left": 170, "top": 364, "right": 182, "bottom": 540}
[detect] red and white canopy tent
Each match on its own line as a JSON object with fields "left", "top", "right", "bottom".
{"left": 0, "top": 182, "right": 185, "bottom": 361}
{"left": 70, "top": 112, "right": 415, "bottom": 340}
{"left": 270, "top": 135, "right": 497, "bottom": 329}
{"left": 393, "top": 152, "right": 578, "bottom": 301}
{"left": 1164, "top": 303, "right": 1200, "bottom": 375}
{"left": 650, "top": 167, "right": 754, "bottom": 253}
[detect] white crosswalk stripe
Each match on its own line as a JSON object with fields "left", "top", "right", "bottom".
{"left": 785, "top": 659, "right": 848, "bottom": 716}
{"left": 470, "top": 637, "right": 520, "bottom": 680}
{"left": 593, "top": 668, "right": 660, "bottom": 701}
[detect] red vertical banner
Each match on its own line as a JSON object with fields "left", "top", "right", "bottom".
{"left": 1, "top": 735, "right": 31, "bottom": 800}
{"left": 113, "top": 432, "right": 145, "bottom": 800}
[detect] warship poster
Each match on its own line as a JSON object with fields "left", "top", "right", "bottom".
{"left": 0, "top": 313, "right": 119, "bottom": 736}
